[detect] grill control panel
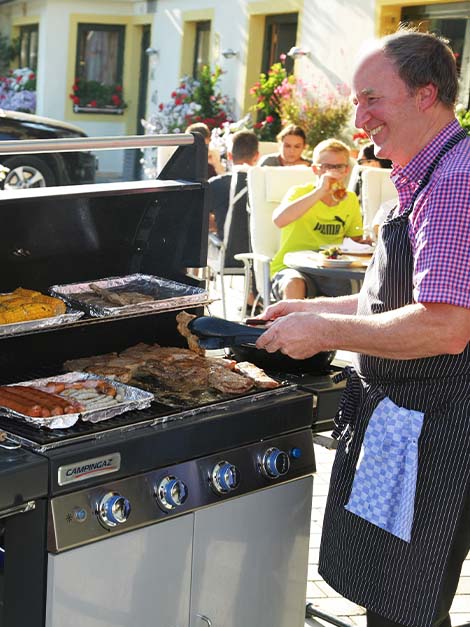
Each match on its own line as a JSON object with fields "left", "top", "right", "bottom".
{"left": 48, "top": 429, "right": 314, "bottom": 553}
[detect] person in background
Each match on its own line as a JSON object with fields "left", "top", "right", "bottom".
{"left": 207, "top": 130, "right": 259, "bottom": 309}
{"left": 357, "top": 142, "right": 392, "bottom": 168}
{"left": 258, "top": 124, "right": 312, "bottom": 167}
{"left": 186, "top": 122, "right": 225, "bottom": 177}
{"left": 256, "top": 28, "right": 470, "bottom": 627}
{"left": 270, "top": 138, "right": 362, "bottom": 300}
{"left": 354, "top": 142, "right": 393, "bottom": 204}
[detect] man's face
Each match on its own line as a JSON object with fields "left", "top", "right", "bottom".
{"left": 280, "top": 134, "right": 306, "bottom": 164}
{"left": 352, "top": 51, "right": 421, "bottom": 166}
{"left": 313, "top": 149, "right": 350, "bottom": 183}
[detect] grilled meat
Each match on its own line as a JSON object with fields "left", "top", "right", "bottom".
{"left": 234, "top": 361, "right": 280, "bottom": 389}
{"left": 208, "top": 361, "right": 254, "bottom": 394}
{"left": 176, "top": 310, "right": 205, "bottom": 356}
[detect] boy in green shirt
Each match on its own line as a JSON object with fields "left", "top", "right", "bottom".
{"left": 271, "top": 139, "right": 363, "bottom": 299}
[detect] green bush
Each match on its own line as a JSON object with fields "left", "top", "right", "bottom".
{"left": 456, "top": 105, "right": 470, "bottom": 135}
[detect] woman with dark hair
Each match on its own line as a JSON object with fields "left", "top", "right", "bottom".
{"left": 258, "top": 124, "right": 311, "bottom": 167}
{"left": 357, "top": 142, "right": 392, "bottom": 168}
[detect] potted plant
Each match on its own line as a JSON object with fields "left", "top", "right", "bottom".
{"left": 0, "top": 67, "right": 36, "bottom": 113}
{"left": 141, "top": 65, "right": 233, "bottom": 177}
{"left": 69, "top": 78, "right": 127, "bottom": 114}
{"left": 278, "top": 77, "right": 352, "bottom": 151}
{"left": 249, "top": 56, "right": 289, "bottom": 141}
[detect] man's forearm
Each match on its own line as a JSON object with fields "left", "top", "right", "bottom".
{"left": 319, "top": 303, "right": 470, "bottom": 359}
{"left": 306, "top": 294, "right": 359, "bottom": 315}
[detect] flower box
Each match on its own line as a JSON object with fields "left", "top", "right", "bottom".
{"left": 73, "top": 104, "right": 125, "bottom": 115}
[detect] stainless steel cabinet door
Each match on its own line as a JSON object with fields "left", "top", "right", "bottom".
{"left": 45, "top": 513, "right": 193, "bottom": 627}
{"left": 190, "top": 476, "right": 313, "bottom": 627}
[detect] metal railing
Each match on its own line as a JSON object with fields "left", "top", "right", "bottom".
{"left": 0, "top": 133, "right": 194, "bottom": 155}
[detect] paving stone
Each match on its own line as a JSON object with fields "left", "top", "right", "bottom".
{"left": 306, "top": 580, "right": 327, "bottom": 598}
{"left": 450, "top": 595, "right": 470, "bottom": 613}
{"left": 306, "top": 598, "right": 366, "bottom": 617}
{"left": 316, "top": 579, "right": 342, "bottom": 597}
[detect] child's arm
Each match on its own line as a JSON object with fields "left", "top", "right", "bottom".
{"left": 273, "top": 175, "right": 331, "bottom": 228}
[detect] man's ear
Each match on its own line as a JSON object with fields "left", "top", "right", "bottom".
{"left": 227, "top": 151, "right": 233, "bottom": 162}
{"left": 416, "top": 83, "right": 438, "bottom": 111}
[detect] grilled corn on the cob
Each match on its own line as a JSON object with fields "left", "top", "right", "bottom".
{"left": 0, "top": 288, "right": 66, "bottom": 324}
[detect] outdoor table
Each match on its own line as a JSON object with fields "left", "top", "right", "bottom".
{"left": 284, "top": 250, "right": 370, "bottom": 294}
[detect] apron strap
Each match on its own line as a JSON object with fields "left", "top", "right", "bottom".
{"left": 332, "top": 366, "right": 362, "bottom": 441}
{"left": 403, "top": 129, "right": 467, "bottom": 218}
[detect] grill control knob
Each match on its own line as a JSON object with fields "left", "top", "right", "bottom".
{"left": 211, "top": 461, "right": 240, "bottom": 494}
{"left": 98, "top": 492, "right": 131, "bottom": 528}
{"left": 261, "top": 448, "right": 290, "bottom": 479}
{"left": 157, "top": 476, "right": 188, "bottom": 510}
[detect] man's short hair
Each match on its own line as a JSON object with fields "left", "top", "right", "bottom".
{"left": 186, "top": 122, "right": 211, "bottom": 141}
{"left": 382, "top": 28, "right": 458, "bottom": 107}
{"left": 231, "top": 130, "right": 259, "bottom": 162}
{"left": 313, "top": 138, "right": 350, "bottom": 163}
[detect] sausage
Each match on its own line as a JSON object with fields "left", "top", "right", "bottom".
{"left": 7, "top": 386, "right": 73, "bottom": 411}
{"left": 0, "top": 388, "right": 43, "bottom": 417}
{"left": 9, "top": 385, "right": 84, "bottom": 414}
{"left": 3, "top": 386, "right": 63, "bottom": 415}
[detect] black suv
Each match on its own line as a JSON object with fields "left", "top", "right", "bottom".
{"left": 0, "top": 109, "right": 97, "bottom": 189}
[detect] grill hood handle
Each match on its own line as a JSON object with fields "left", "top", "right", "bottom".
{"left": 188, "top": 316, "right": 266, "bottom": 349}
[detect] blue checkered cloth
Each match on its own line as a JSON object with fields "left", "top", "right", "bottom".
{"left": 345, "top": 396, "right": 425, "bottom": 542}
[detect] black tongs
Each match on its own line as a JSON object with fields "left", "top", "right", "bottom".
{"left": 188, "top": 316, "right": 266, "bottom": 349}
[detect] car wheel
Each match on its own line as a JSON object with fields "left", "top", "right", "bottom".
{"left": 1, "top": 156, "right": 57, "bottom": 189}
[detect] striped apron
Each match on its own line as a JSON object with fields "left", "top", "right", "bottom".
{"left": 319, "top": 133, "right": 470, "bottom": 627}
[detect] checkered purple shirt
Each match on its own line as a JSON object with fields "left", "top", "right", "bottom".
{"left": 391, "top": 119, "right": 470, "bottom": 308}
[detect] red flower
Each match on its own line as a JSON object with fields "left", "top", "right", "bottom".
{"left": 111, "top": 94, "right": 121, "bottom": 106}
{"left": 29, "top": 73, "right": 35, "bottom": 80}
{"left": 72, "top": 96, "right": 80, "bottom": 104}
{"left": 265, "top": 115, "right": 274, "bottom": 123}
{"left": 89, "top": 100, "right": 97, "bottom": 107}
{"left": 158, "top": 103, "right": 164, "bottom": 111}
{"left": 72, "top": 83, "right": 79, "bottom": 92}
{"left": 174, "top": 98, "right": 183, "bottom": 105}
{"left": 171, "top": 91, "right": 177, "bottom": 98}
{"left": 115, "top": 85, "right": 123, "bottom": 92}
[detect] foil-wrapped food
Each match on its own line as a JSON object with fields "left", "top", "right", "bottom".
{"left": 0, "top": 373, "right": 154, "bottom": 429}
{"left": 50, "top": 274, "right": 209, "bottom": 317}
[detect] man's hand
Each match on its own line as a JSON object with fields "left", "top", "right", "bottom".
{"left": 256, "top": 312, "right": 327, "bottom": 358}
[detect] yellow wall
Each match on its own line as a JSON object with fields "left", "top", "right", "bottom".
{"left": 66, "top": 13, "right": 152, "bottom": 133}
{"left": 243, "top": 0, "right": 304, "bottom": 114}
{"left": 376, "top": 0, "right": 461, "bottom": 35}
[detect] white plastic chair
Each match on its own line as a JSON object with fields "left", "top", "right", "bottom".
{"left": 207, "top": 171, "right": 250, "bottom": 319}
{"left": 361, "top": 167, "right": 396, "bottom": 229}
{"left": 235, "top": 165, "right": 315, "bottom": 313}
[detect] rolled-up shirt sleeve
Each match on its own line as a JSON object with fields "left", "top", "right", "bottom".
{"left": 412, "top": 170, "right": 470, "bottom": 308}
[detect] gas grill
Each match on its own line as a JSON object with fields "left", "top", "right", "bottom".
{"left": 0, "top": 134, "right": 344, "bottom": 627}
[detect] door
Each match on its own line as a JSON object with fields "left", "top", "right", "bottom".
{"left": 262, "top": 13, "right": 298, "bottom": 76}
{"left": 190, "top": 477, "right": 313, "bottom": 627}
{"left": 45, "top": 514, "right": 193, "bottom": 627}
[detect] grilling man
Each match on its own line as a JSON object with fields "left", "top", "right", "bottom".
{"left": 256, "top": 28, "right": 470, "bottom": 627}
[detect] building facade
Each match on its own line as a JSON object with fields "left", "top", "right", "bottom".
{"left": 0, "top": 0, "right": 469, "bottom": 175}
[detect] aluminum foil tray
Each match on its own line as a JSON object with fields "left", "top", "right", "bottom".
{"left": 0, "top": 307, "right": 84, "bottom": 338}
{"left": 0, "top": 372, "right": 154, "bottom": 430}
{"left": 49, "top": 274, "right": 209, "bottom": 318}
